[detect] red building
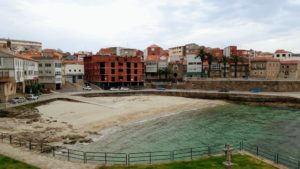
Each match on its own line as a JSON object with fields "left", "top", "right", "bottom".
{"left": 84, "top": 55, "right": 144, "bottom": 89}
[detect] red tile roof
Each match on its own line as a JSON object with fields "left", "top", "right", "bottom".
{"left": 148, "top": 44, "right": 161, "bottom": 48}
{"left": 275, "top": 49, "right": 291, "bottom": 54}
{"left": 252, "top": 57, "right": 280, "bottom": 62}
{"left": 280, "top": 60, "right": 300, "bottom": 64}
{"left": 62, "top": 60, "right": 84, "bottom": 64}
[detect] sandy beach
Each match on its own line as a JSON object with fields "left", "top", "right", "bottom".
{"left": 37, "top": 96, "right": 227, "bottom": 134}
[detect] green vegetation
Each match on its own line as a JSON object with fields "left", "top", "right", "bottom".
{"left": 0, "top": 154, "right": 39, "bottom": 169}
{"left": 99, "top": 154, "right": 277, "bottom": 169}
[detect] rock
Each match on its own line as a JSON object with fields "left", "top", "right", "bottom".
{"left": 63, "top": 140, "right": 77, "bottom": 145}
{"left": 78, "top": 138, "right": 93, "bottom": 143}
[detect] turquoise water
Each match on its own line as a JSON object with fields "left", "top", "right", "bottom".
{"left": 79, "top": 103, "right": 300, "bottom": 158}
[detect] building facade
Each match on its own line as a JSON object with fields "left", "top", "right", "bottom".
{"left": 169, "top": 46, "right": 186, "bottom": 62}
{"left": 62, "top": 60, "right": 84, "bottom": 84}
{"left": 279, "top": 60, "right": 300, "bottom": 79}
{"left": 250, "top": 57, "right": 280, "bottom": 79}
{"left": 0, "top": 38, "right": 42, "bottom": 53}
{"left": 186, "top": 54, "right": 202, "bottom": 77}
{"left": 84, "top": 55, "right": 144, "bottom": 88}
{"left": 37, "top": 58, "right": 62, "bottom": 90}
{"left": 229, "top": 62, "right": 249, "bottom": 78}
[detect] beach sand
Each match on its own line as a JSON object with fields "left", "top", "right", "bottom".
{"left": 37, "top": 95, "right": 227, "bottom": 134}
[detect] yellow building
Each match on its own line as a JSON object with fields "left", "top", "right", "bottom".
{"left": 250, "top": 57, "right": 280, "bottom": 80}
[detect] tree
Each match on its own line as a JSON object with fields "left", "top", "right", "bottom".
{"left": 196, "top": 47, "right": 208, "bottom": 77}
{"left": 232, "top": 55, "right": 239, "bottom": 78}
{"left": 222, "top": 56, "right": 228, "bottom": 78}
{"left": 207, "top": 53, "right": 213, "bottom": 78}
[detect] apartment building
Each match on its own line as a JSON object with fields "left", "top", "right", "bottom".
{"left": 169, "top": 46, "right": 186, "bottom": 62}
{"left": 84, "top": 55, "right": 144, "bottom": 89}
{"left": 37, "top": 58, "right": 62, "bottom": 90}
{"left": 250, "top": 57, "right": 280, "bottom": 79}
{"left": 62, "top": 60, "right": 84, "bottom": 84}
{"left": 279, "top": 60, "right": 300, "bottom": 79}
{"left": 0, "top": 38, "right": 42, "bottom": 53}
{"left": 186, "top": 54, "right": 202, "bottom": 77}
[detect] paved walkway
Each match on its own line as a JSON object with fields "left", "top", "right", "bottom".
{"left": 0, "top": 143, "right": 98, "bottom": 169}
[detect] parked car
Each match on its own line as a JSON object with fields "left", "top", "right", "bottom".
{"left": 26, "top": 94, "right": 39, "bottom": 100}
{"left": 82, "top": 86, "right": 92, "bottom": 91}
{"left": 10, "top": 97, "right": 26, "bottom": 104}
{"left": 120, "top": 87, "right": 129, "bottom": 91}
{"left": 110, "top": 87, "right": 119, "bottom": 91}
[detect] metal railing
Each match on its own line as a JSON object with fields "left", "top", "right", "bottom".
{"left": 1, "top": 132, "right": 299, "bottom": 168}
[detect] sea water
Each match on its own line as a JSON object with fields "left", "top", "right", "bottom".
{"left": 77, "top": 103, "right": 300, "bottom": 158}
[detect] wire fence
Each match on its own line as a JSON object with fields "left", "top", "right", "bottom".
{"left": 1, "top": 132, "right": 299, "bottom": 168}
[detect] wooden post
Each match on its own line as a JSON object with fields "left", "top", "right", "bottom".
{"left": 40, "top": 143, "right": 43, "bottom": 153}
{"left": 1, "top": 133, "right": 3, "bottom": 143}
{"left": 29, "top": 140, "right": 32, "bottom": 150}
{"left": 298, "top": 160, "right": 300, "bottom": 169}
{"left": 9, "top": 135, "right": 12, "bottom": 144}
{"left": 149, "top": 152, "right": 152, "bottom": 164}
{"left": 19, "top": 139, "right": 21, "bottom": 146}
{"left": 105, "top": 152, "right": 107, "bottom": 165}
{"left": 256, "top": 146, "right": 259, "bottom": 156}
{"left": 190, "top": 148, "right": 193, "bottom": 160}
{"left": 125, "top": 153, "right": 128, "bottom": 166}
{"left": 67, "top": 149, "right": 70, "bottom": 161}
{"left": 52, "top": 147, "right": 55, "bottom": 157}
{"left": 83, "top": 152, "right": 86, "bottom": 163}
{"left": 128, "top": 154, "right": 130, "bottom": 165}
{"left": 208, "top": 146, "right": 211, "bottom": 156}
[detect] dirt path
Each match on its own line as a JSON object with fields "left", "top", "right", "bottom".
{"left": 0, "top": 143, "right": 98, "bottom": 169}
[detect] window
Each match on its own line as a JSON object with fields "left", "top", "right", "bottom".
{"left": 38, "top": 63, "right": 42, "bottom": 67}
{"left": 74, "top": 69, "right": 77, "bottom": 72}
{"left": 79, "top": 69, "right": 81, "bottom": 72}
{"left": 119, "top": 69, "right": 123, "bottom": 72}
{"left": 119, "top": 63, "right": 123, "bottom": 66}
{"left": 69, "top": 69, "right": 71, "bottom": 72}
{"left": 45, "top": 63, "right": 51, "bottom": 67}
{"left": 134, "top": 69, "right": 138, "bottom": 74}
{"left": 55, "top": 63, "right": 61, "bottom": 68}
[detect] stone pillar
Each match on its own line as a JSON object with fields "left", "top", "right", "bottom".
{"left": 223, "top": 144, "right": 234, "bottom": 169}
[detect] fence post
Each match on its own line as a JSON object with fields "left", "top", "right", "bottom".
{"left": 298, "top": 160, "right": 300, "bottom": 169}
{"left": 105, "top": 152, "right": 107, "bottom": 165}
{"left": 172, "top": 151, "right": 175, "bottom": 160}
{"left": 149, "top": 152, "right": 152, "bottom": 164}
{"left": 1, "top": 133, "right": 3, "bottom": 143}
{"left": 83, "top": 152, "right": 86, "bottom": 163}
{"left": 208, "top": 146, "right": 211, "bottom": 156}
{"left": 9, "top": 135, "right": 12, "bottom": 144}
{"left": 240, "top": 141, "right": 243, "bottom": 151}
{"left": 128, "top": 154, "right": 130, "bottom": 165}
{"left": 67, "top": 149, "right": 70, "bottom": 161}
{"left": 191, "top": 148, "right": 193, "bottom": 160}
{"left": 29, "top": 140, "right": 32, "bottom": 150}
{"left": 52, "top": 147, "right": 55, "bottom": 157}
{"left": 125, "top": 153, "right": 128, "bottom": 166}
{"left": 256, "top": 146, "right": 259, "bottom": 156}
{"left": 40, "top": 143, "right": 43, "bottom": 153}
{"left": 19, "top": 139, "right": 21, "bottom": 146}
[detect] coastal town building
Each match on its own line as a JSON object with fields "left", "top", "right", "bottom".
{"left": 62, "top": 60, "right": 84, "bottom": 85}
{"left": 279, "top": 60, "right": 300, "bottom": 79}
{"left": 84, "top": 55, "right": 144, "bottom": 89}
{"left": 42, "top": 49, "right": 63, "bottom": 60}
{"left": 144, "top": 44, "right": 170, "bottom": 81}
{"left": 169, "top": 61, "right": 186, "bottom": 81}
{"left": 0, "top": 38, "right": 42, "bottom": 53}
{"left": 223, "top": 46, "right": 237, "bottom": 57}
{"left": 169, "top": 46, "right": 186, "bottom": 62}
{"left": 98, "top": 47, "right": 139, "bottom": 57}
{"left": 0, "top": 50, "right": 39, "bottom": 102}
{"left": 250, "top": 57, "right": 280, "bottom": 79}
{"left": 229, "top": 62, "right": 249, "bottom": 78}
{"left": 36, "top": 58, "right": 62, "bottom": 90}
{"left": 185, "top": 43, "right": 200, "bottom": 55}
{"left": 186, "top": 54, "right": 202, "bottom": 77}
{"left": 74, "top": 51, "right": 93, "bottom": 61}
{"left": 273, "top": 49, "right": 293, "bottom": 60}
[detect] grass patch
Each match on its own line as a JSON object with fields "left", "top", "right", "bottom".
{"left": 0, "top": 154, "right": 39, "bottom": 169}
{"left": 99, "top": 154, "right": 278, "bottom": 169}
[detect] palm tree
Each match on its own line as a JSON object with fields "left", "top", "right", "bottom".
{"left": 207, "top": 53, "right": 213, "bottom": 78}
{"left": 196, "top": 47, "right": 208, "bottom": 77}
{"left": 232, "top": 55, "right": 239, "bottom": 78}
{"left": 222, "top": 56, "right": 228, "bottom": 78}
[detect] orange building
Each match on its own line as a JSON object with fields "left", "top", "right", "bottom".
{"left": 84, "top": 55, "right": 144, "bottom": 89}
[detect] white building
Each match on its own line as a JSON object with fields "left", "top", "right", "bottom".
{"left": 273, "top": 49, "right": 294, "bottom": 60}
{"left": 0, "top": 50, "right": 38, "bottom": 102}
{"left": 62, "top": 61, "right": 84, "bottom": 84}
{"left": 0, "top": 38, "right": 42, "bottom": 53}
{"left": 186, "top": 54, "right": 202, "bottom": 77}
{"left": 37, "top": 58, "right": 62, "bottom": 90}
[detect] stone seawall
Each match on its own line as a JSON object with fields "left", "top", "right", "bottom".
{"left": 148, "top": 80, "right": 300, "bottom": 92}
{"left": 79, "top": 91, "right": 300, "bottom": 105}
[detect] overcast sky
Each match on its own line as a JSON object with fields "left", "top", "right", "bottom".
{"left": 1, "top": 0, "right": 300, "bottom": 53}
